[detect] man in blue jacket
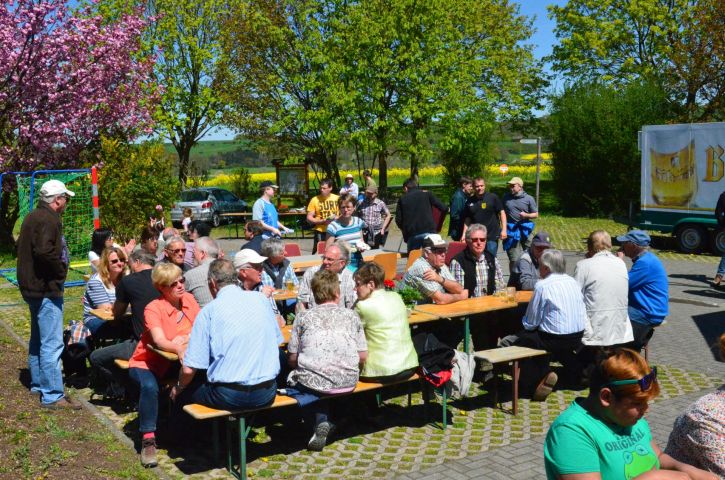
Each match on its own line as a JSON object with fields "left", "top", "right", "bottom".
{"left": 616, "top": 230, "right": 669, "bottom": 351}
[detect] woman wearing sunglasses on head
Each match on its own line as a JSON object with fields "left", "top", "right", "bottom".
{"left": 128, "top": 263, "right": 200, "bottom": 467}
{"left": 544, "top": 348, "right": 718, "bottom": 480}
{"left": 83, "top": 246, "right": 129, "bottom": 339}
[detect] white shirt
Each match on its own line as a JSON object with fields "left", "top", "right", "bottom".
{"left": 574, "top": 251, "right": 633, "bottom": 346}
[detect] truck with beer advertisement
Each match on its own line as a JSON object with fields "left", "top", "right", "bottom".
{"left": 636, "top": 122, "right": 724, "bottom": 254}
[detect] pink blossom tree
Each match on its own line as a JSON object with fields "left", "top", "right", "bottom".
{"left": 0, "top": 0, "right": 158, "bottom": 246}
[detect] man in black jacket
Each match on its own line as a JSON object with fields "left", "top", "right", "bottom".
{"left": 395, "top": 177, "right": 448, "bottom": 252}
{"left": 16, "top": 179, "right": 81, "bottom": 409}
{"left": 714, "top": 191, "right": 725, "bottom": 287}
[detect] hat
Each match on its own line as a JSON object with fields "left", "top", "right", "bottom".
{"left": 233, "top": 249, "right": 267, "bottom": 269}
{"left": 531, "top": 231, "right": 552, "bottom": 247}
{"left": 365, "top": 185, "right": 378, "bottom": 193}
{"left": 616, "top": 230, "right": 651, "bottom": 247}
{"left": 39, "top": 179, "right": 75, "bottom": 198}
{"left": 345, "top": 174, "right": 354, "bottom": 179}
{"left": 423, "top": 234, "right": 448, "bottom": 249}
{"left": 507, "top": 177, "right": 524, "bottom": 187}
{"left": 260, "top": 181, "right": 278, "bottom": 189}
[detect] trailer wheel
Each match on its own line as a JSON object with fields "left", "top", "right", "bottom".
{"left": 711, "top": 228, "right": 725, "bottom": 255}
{"left": 675, "top": 224, "right": 706, "bottom": 253}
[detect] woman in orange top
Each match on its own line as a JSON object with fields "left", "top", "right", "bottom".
{"left": 128, "top": 263, "right": 200, "bottom": 467}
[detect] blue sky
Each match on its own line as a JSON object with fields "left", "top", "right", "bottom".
{"left": 204, "top": 1, "right": 567, "bottom": 141}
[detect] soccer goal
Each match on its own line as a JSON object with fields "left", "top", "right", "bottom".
{"left": 0, "top": 168, "right": 99, "bottom": 287}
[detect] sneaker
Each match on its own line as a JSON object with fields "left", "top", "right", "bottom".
{"left": 532, "top": 372, "right": 558, "bottom": 402}
{"left": 140, "top": 438, "right": 158, "bottom": 468}
{"left": 307, "top": 421, "right": 334, "bottom": 452}
{"left": 41, "top": 397, "right": 82, "bottom": 410}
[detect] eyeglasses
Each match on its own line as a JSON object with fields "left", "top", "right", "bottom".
{"left": 321, "top": 256, "right": 343, "bottom": 262}
{"left": 110, "top": 258, "right": 126, "bottom": 264}
{"left": 431, "top": 249, "right": 447, "bottom": 255}
{"left": 469, "top": 238, "right": 486, "bottom": 243}
{"left": 167, "top": 278, "right": 186, "bottom": 288}
{"left": 167, "top": 248, "right": 186, "bottom": 254}
{"left": 603, "top": 367, "right": 657, "bottom": 392}
{"left": 242, "top": 264, "right": 263, "bottom": 271}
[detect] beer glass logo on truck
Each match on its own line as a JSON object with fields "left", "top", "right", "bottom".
{"left": 651, "top": 140, "right": 696, "bottom": 206}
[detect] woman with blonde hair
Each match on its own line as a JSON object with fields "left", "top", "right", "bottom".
{"left": 83, "top": 246, "right": 129, "bottom": 339}
{"left": 544, "top": 348, "right": 717, "bottom": 479}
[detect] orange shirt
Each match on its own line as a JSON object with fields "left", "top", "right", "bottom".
{"left": 129, "top": 292, "right": 199, "bottom": 377}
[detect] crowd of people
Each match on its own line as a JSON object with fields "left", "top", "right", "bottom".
{"left": 15, "top": 177, "right": 723, "bottom": 477}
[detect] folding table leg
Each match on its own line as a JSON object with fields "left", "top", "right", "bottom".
{"left": 512, "top": 360, "right": 520, "bottom": 416}
{"left": 463, "top": 317, "right": 470, "bottom": 353}
{"left": 212, "top": 419, "right": 219, "bottom": 462}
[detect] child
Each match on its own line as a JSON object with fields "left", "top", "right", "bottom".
{"left": 181, "top": 208, "right": 193, "bottom": 234}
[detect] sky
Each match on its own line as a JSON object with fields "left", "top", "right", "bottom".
{"left": 203, "top": 1, "right": 567, "bottom": 141}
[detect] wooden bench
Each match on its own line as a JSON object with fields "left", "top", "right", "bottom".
{"left": 473, "top": 346, "right": 547, "bottom": 416}
{"left": 183, "top": 374, "right": 440, "bottom": 480}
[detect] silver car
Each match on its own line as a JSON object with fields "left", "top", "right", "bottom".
{"left": 171, "top": 188, "right": 247, "bottom": 228}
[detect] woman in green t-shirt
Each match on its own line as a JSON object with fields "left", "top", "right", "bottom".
{"left": 544, "top": 348, "right": 717, "bottom": 480}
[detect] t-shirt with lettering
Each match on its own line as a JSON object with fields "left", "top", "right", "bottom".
{"left": 307, "top": 194, "right": 340, "bottom": 233}
{"left": 544, "top": 398, "right": 660, "bottom": 480}
{"left": 463, "top": 192, "right": 504, "bottom": 239}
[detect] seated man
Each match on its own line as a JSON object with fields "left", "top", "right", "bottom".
{"left": 261, "top": 237, "right": 298, "bottom": 315}
{"left": 157, "top": 227, "right": 179, "bottom": 257}
{"left": 183, "top": 236, "right": 220, "bottom": 308}
{"left": 89, "top": 250, "right": 159, "bottom": 398}
{"left": 403, "top": 234, "right": 468, "bottom": 348}
{"left": 297, "top": 241, "right": 357, "bottom": 310}
{"left": 286, "top": 269, "right": 368, "bottom": 451}
{"left": 500, "top": 249, "right": 586, "bottom": 401}
{"left": 449, "top": 224, "right": 505, "bottom": 298}
{"left": 616, "top": 230, "right": 668, "bottom": 351}
{"left": 171, "top": 259, "right": 281, "bottom": 411}
{"left": 162, "top": 236, "right": 190, "bottom": 272}
{"left": 508, "top": 230, "right": 551, "bottom": 291}
{"left": 234, "top": 249, "right": 285, "bottom": 328}
{"left": 240, "top": 220, "right": 265, "bottom": 254}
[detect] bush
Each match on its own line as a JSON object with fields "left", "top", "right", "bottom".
{"left": 548, "top": 80, "right": 675, "bottom": 216}
{"left": 440, "top": 124, "right": 495, "bottom": 187}
{"left": 97, "top": 137, "right": 180, "bottom": 241}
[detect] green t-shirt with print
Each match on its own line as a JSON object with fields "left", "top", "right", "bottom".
{"left": 544, "top": 398, "right": 660, "bottom": 479}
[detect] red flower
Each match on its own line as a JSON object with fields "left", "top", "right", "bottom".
{"left": 384, "top": 279, "right": 395, "bottom": 289}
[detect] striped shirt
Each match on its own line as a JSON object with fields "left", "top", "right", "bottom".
{"left": 449, "top": 254, "right": 506, "bottom": 297}
{"left": 184, "top": 285, "right": 282, "bottom": 385}
{"left": 83, "top": 274, "right": 116, "bottom": 323}
{"left": 522, "top": 273, "right": 586, "bottom": 335}
{"left": 326, "top": 216, "right": 365, "bottom": 247}
{"left": 403, "top": 257, "right": 456, "bottom": 299}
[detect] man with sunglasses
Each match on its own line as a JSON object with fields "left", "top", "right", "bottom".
{"left": 162, "top": 236, "right": 190, "bottom": 272}
{"left": 17, "top": 179, "right": 81, "bottom": 409}
{"left": 234, "top": 249, "right": 285, "bottom": 328}
{"left": 502, "top": 176, "right": 538, "bottom": 272}
{"left": 296, "top": 242, "right": 357, "bottom": 311}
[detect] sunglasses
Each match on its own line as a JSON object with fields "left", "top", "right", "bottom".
{"left": 167, "top": 278, "right": 186, "bottom": 288}
{"left": 110, "top": 258, "right": 126, "bottom": 264}
{"left": 603, "top": 367, "right": 657, "bottom": 392}
{"left": 243, "top": 264, "right": 263, "bottom": 271}
{"left": 167, "top": 248, "right": 186, "bottom": 254}
{"left": 469, "top": 238, "right": 486, "bottom": 243}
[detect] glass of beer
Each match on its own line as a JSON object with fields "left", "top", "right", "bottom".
{"left": 506, "top": 287, "right": 517, "bottom": 303}
{"left": 286, "top": 280, "right": 295, "bottom": 292}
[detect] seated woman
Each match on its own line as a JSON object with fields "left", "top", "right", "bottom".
{"left": 353, "top": 262, "right": 418, "bottom": 382}
{"left": 326, "top": 194, "right": 367, "bottom": 271}
{"left": 544, "top": 348, "right": 717, "bottom": 480}
{"left": 88, "top": 228, "right": 113, "bottom": 273}
{"left": 665, "top": 333, "right": 725, "bottom": 476}
{"left": 286, "top": 269, "right": 367, "bottom": 452}
{"left": 83, "top": 246, "right": 128, "bottom": 339}
{"left": 128, "top": 263, "right": 200, "bottom": 467}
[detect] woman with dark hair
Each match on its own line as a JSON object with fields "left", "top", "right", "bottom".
{"left": 544, "top": 348, "right": 717, "bottom": 480}
{"left": 89, "top": 228, "right": 114, "bottom": 273}
{"left": 140, "top": 226, "right": 159, "bottom": 256}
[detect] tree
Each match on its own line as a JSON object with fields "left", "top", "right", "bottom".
{"left": 0, "top": 0, "right": 156, "bottom": 247}
{"left": 549, "top": 0, "right": 725, "bottom": 121}
{"left": 548, "top": 80, "right": 675, "bottom": 216}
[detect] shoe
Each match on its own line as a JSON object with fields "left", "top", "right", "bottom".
{"left": 140, "top": 438, "right": 158, "bottom": 468}
{"left": 29, "top": 389, "right": 41, "bottom": 398}
{"left": 307, "top": 421, "right": 334, "bottom": 452}
{"left": 714, "top": 274, "right": 723, "bottom": 287}
{"left": 533, "top": 372, "right": 558, "bottom": 402}
{"left": 41, "top": 397, "right": 82, "bottom": 410}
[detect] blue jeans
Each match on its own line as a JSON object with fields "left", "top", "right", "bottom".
{"left": 486, "top": 239, "right": 499, "bottom": 257}
{"left": 407, "top": 232, "right": 433, "bottom": 252}
{"left": 129, "top": 367, "right": 159, "bottom": 433}
{"left": 718, "top": 255, "right": 725, "bottom": 276}
{"left": 26, "top": 296, "right": 65, "bottom": 405}
{"left": 189, "top": 380, "right": 276, "bottom": 411}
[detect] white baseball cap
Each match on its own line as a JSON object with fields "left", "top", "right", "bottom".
{"left": 233, "top": 249, "right": 267, "bottom": 269}
{"left": 39, "top": 179, "right": 75, "bottom": 197}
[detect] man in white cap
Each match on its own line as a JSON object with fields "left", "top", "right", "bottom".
{"left": 339, "top": 174, "right": 359, "bottom": 198}
{"left": 502, "top": 176, "right": 538, "bottom": 271}
{"left": 234, "top": 249, "right": 284, "bottom": 328}
{"left": 253, "top": 180, "right": 291, "bottom": 238}
{"left": 16, "top": 179, "right": 81, "bottom": 409}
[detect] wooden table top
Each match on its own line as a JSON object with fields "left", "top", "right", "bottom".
{"left": 89, "top": 308, "right": 114, "bottom": 321}
{"left": 272, "top": 289, "right": 298, "bottom": 301}
{"left": 412, "top": 294, "right": 521, "bottom": 319}
{"left": 407, "top": 310, "right": 443, "bottom": 324}
{"left": 473, "top": 346, "right": 547, "bottom": 363}
{"left": 289, "top": 249, "right": 400, "bottom": 271}
{"left": 515, "top": 290, "right": 533, "bottom": 303}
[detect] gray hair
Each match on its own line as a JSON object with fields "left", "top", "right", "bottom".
{"left": 207, "top": 258, "right": 238, "bottom": 289}
{"left": 261, "top": 237, "right": 285, "bottom": 258}
{"left": 330, "top": 240, "right": 350, "bottom": 262}
{"left": 195, "top": 236, "right": 219, "bottom": 258}
{"left": 129, "top": 249, "right": 156, "bottom": 266}
{"left": 162, "top": 228, "right": 179, "bottom": 242}
{"left": 540, "top": 249, "right": 566, "bottom": 274}
{"left": 464, "top": 224, "right": 487, "bottom": 242}
{"left": 165, "top": 236, "right": 185, "bottom": 249}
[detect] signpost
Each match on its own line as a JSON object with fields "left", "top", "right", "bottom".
{"left": 499, "top": 164, "right": 509, "bottom": 175}
{"left": 520, "top": 138, "right": 542, "bottom": 206}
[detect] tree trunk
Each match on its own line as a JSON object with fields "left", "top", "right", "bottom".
{"left": 175, "top": 141, "right": 193, "bottom": 188}
{"left": 378, "top": 151, "right": 388, "bottom": 199}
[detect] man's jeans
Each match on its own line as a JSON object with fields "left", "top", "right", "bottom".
{"left": 407, "top": 232, "right": 433, "bottom": 252}
{"left": 189, "top": 381, "right": 276, "bottom": 411}
{"left": 26, "top": 296, "right": 65, "bottom": 405}
{"left": 486, "top": 239, "right": 499, "bottom": 257}
{"left": 718, "top": 255, "right": 725, "bottom": 276}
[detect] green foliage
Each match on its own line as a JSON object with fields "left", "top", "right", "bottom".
{"left": 396, "top": 284, "right": 423, "bottom": 307}
{"left": 229, "top": 168, "right": 257, "bottom": 200}
{"left": 97, "top": 138, "right": 179, "bottom": 240}
{"left": 440, "top": 121, "right": 496, "bottom": 187}
{"left": 548, "top": 80, "right": 675, "bottom": 216}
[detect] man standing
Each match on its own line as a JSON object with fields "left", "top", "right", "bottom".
{"left": 184, "top": 237, "right": 221, "bottom": 308}
{"left": 297, "top": 242, "right": 357, "bottom": 310}
{"left": 306, "top": 179, "right": 339, "bottom": 247}
{"left": 362, "top": 170, "right": 377, "bottom": 189}
{"left": 502, "top": 176, "right": 538, "bottom": 271}
{"left": 448, "top": 176, "right": 472, "bottom": 241}
{"left": 509, "top": 231, "right": 552, "bottom": 291}
{"left": 395, "top": 178, "right": 448, "bottom": 252}
{"left": 616, "top": 230, "right": 668, "bottom": 351}
{"left": 463, "top": 177, "right": 507, "bottom": 256}
{"left": 339, "top": 174, "right": 359, "bottom": 198}
{"left": 253, "top": 181, "right": 291, "bottom": 238}
{"left": 714, "top": 190, "right": 725, "bottom": 288}
{"left": 17, "top": 179, "right": 81, "bottom": 409}
{"left": 357, "top": 185, "right": 392, "bottom": 248}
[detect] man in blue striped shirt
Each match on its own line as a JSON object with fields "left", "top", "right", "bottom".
{"left": 500, "top": 249, "right": 586, "bottom": 401}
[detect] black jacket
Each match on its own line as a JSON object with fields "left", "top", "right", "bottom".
{"left": 16, "top": 203, "right": 68, "bottom": 298}
{"left": 717, "top": 191, "right": 725, "bottom": 227}
{"left": 395, "top": 188, "right": 448, "bottom": 241}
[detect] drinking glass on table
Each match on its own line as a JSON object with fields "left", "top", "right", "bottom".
{"left": 506, "top": 286, "right": 517, "bottom": 303}
{"left": 286, "top": 279, "right": 296, "bottom": 292}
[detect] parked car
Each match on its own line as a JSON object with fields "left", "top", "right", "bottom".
{"left": 171, "top": 188, "right": 247, "bottom": 228}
